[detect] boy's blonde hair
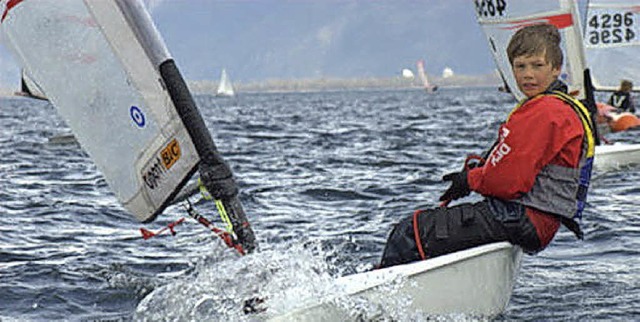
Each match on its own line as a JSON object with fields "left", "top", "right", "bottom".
{"left": 507, "top": 23, "right": 563, "bottom": 69}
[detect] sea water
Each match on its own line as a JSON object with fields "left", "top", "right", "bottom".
{"left": 0, "top": 87, "right": 638, "bottom": 321}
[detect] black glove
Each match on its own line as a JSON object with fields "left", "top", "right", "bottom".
{"left": 439, "top": 170, "right": 471, "bottom": 202}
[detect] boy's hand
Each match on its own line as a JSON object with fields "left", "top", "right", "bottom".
{"left": 439, "top": 170, "right": 470, "bottom": 202}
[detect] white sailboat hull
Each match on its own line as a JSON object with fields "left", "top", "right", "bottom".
{"left": 594, "top": 143, "right": 640, "bottom": 171}
{"left": 269, "top": 242, "right": 523, "bottom": 321}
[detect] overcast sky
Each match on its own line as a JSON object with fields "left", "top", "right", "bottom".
{"left": 0, "top": 1, "right": 498, "bottom": 88}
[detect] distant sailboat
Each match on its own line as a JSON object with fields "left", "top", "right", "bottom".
{"left": 13, "top": 70, "right": 78, "bottom": 143}
{"left": 401, "top": 68, "right": 415, "bottom": 80}
{"left": 14, "top": 69, "right": 47, "bottom": 100}
{"left": 441, "top": 67, "right": 454, "bottom": 79}
{"left": 416, "top": 59, "right": 438, "bottom": 92}
{"left": 216, "top": 68, "right": 235, "bottom": 97}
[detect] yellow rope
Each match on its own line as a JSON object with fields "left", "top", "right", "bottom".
{"left": 215, "top": 199, "right": 234, "bottom": 233}
{"left": 197, "top": 178, "right": 234, "bottom": 233}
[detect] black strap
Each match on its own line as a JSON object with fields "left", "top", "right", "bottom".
{"left": 560, "top": 216, "right": 584, "bottom": 240}
{"left": 435, "top": 208, "right": 449, "bottom": 239}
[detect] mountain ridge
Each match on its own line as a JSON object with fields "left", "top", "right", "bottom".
{"left": 0, "top": 1, "right": 494, "bottom": 87}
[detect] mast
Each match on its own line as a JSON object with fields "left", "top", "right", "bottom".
{"left": 113, "top": 0, "right": 255, "bottom": 251}
{"left": 160, "top": 61, "right": 256, "bottom": 252}
{"left": 0, "top": 0, "right": 256, "bottom": 252}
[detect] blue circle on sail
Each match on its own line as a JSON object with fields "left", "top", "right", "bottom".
{"left": 130, "top": 106, "right": 146, "bottom": 127}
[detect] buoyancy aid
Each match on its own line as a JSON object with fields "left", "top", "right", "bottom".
{"left": 511, "top": 90, "right": 596, "bottom": 237}
{"left": 609, "top": 91, "right": 634, "bottom": 113}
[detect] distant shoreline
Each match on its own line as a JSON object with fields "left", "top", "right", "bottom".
{"left": 0, "top": 73, "right": 502, "bottom": 98}
{"left": 188, "top": 73, "right": 501, "bottom": 94}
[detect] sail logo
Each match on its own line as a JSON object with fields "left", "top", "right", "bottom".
{"left": 612, "top": 96, "right": 627, "bottom": 108}
{"left": 130, "top": 106, "right": 146, "bottom": 128}
{"left": 500, "top": 13, "right": 573, "bottom": 31}
{"left": 142, "top": 139, "right": 182, "bottom": 190}
{"left": 490, "top": 126, "right": 511, "bottom": 166}
{"left": 161, "top": 139, "right": 181, "bottom": 170}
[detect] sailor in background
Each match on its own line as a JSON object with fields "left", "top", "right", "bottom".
{"left": 608, "top": 80, "right": 635, "bottom": 114}
{"left": 379, "top": 23, "right": 595, "bottom": 268}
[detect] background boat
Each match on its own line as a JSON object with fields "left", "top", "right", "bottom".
{"left": 584, "top": 0, "right": 640, "bottom": 166}
{"left": 416, "top": 59, "right": 438, "bottom": 92}
{"left": 583, "top": 0, "right": 640, "bottom": 92}
{"left": 216, "top": 68, "right": 236, "bottom": 97}
{"left": 14, "top": 69, "right": 47, "bottom": 100}
{"left": 584, "top": 0, "right": 640, "bottom": 133}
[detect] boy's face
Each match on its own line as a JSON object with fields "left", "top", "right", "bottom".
{"left": 512, "top": 52, "right": 561, "bottom": 98}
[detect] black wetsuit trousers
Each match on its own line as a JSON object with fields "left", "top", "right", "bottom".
{"left": 379, "top": 198, "right": 541, "bottom": 268}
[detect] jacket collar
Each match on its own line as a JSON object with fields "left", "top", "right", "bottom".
{"left": 545, "top": 79, "right": 568, "bottom": 94}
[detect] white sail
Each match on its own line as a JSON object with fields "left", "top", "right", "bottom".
{"left": 15, "top": 69, "right": 47, "bottom": 100}
{"left": 416, "top": 59, "right": 437, "bottom": 92}
{"left": 583, "top": 1, "right": 640, "bottom": 91}
{"left": 442, "top": 67, "right": 454, "bottom": 78}
{"left": 216, "top": 68, "right": 235, "bottom": 97}
{"left": 0, "top": 0, "right": 200, "bottom": 222}
{"left": 401, "top": 68, "right": 415, "bottom": 79}
{"left": 475, "top": 0, "right": 587, "bottom": 101}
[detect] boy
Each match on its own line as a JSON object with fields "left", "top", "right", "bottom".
{"left": 379, "top": 23, "right": 595, "bottom": 268}
{"left": 608, "top": 79, "right": 635, "bottom": 114}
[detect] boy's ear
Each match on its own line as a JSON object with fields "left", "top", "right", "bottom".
{"left": 551, "top": 66, "right": 561, "bottom": 78}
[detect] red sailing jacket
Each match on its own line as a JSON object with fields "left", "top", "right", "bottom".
{"left": 467, "top": 95, "right": 586, "bottom": 247}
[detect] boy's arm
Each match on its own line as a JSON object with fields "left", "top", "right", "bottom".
{"left": 467, "top": 98, "right": 583, "bottom": 200}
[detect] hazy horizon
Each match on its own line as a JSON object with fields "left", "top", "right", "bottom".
{"left": 0, "top": 1, "right": 497, "bottom": 90}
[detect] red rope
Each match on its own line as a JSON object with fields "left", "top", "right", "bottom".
{"left": 413, "top": 209, "right": 427, "bottom": 260}
{"left": 464, "top": 154, "right": 485, "bottom": 170}
{"left": 140, "top": 215, "right": 246, "bottom": 255}
{"left": 411, "top": 155, "right": 488, "bottom": 261}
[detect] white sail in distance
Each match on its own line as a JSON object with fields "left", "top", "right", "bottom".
{"left": 0, "top": 0, "right": 200, "bottom": 222}
{"left": 15, "top": 69, "right": 47, "bottom": 100}
{"left": 401, "top": 68, "right": 415, "bottom": 79}
{"left": 216, "top": 68, "right": 235, "bottom": 97}
{"left": 583, "top": 1, "right": 640, "bottom": 91}
{"left": 416, "top": 59, "right": 437, "bottom": 92}
{"left": 474, "top": 0, "right": 588, "bottom": 101}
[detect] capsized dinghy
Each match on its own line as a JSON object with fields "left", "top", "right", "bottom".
{"left": 0, "top": 0, "right": 256, "bottom": 252}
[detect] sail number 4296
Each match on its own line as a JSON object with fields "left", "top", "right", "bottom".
{"left": 587, "top": 12, "right": 636, "bottom": 45}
